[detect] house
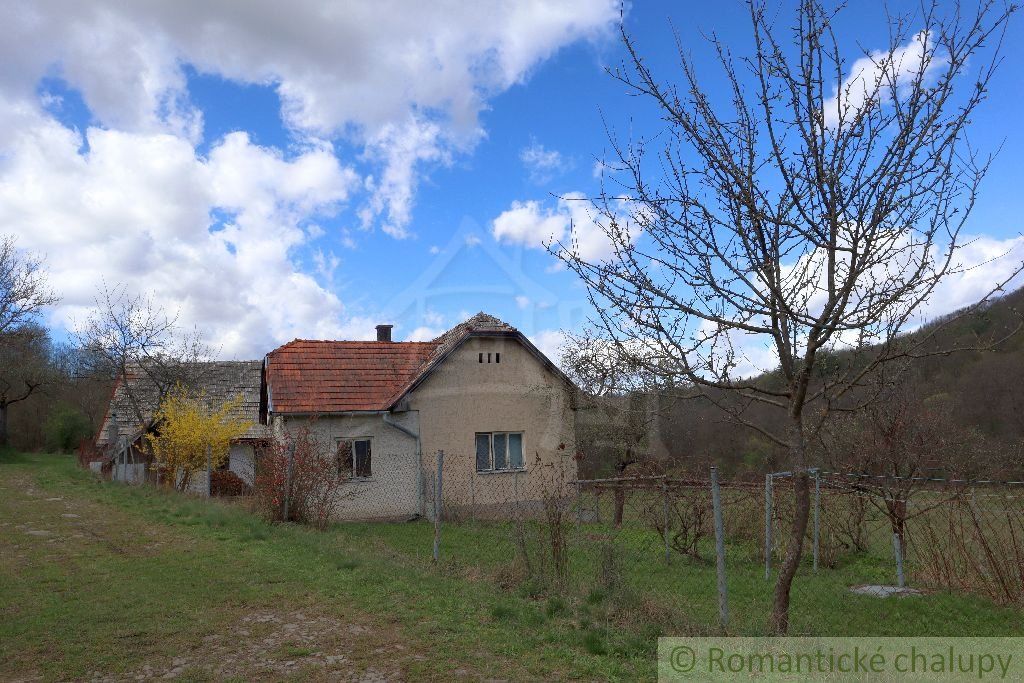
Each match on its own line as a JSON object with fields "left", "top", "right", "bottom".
{"left": 262, "top": 312, "right": 579, "bottom": 520}
{"left": 95, "top": 360, "right": 267, "bottom": 489}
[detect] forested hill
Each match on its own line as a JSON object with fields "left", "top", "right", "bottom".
{"left": 576, "top": 285, "right": 1024, "bottom": 478}
{"left": 889, "top": 285, "right": 1024, "bottom": 443}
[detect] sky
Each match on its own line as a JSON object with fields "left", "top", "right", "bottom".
{"left": 1, "top": 0, "right": 1022, "bottom": 363}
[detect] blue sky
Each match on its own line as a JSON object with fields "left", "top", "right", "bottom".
{"left": 2, "top": 1, "right": 1022, "bottom": 361}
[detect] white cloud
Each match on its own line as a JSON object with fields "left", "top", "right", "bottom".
{"left": 0, "top": 0, "right": 618, "bottom": 237}
{"left": 492, "top": 200, "right": 569, "bottom": 248}
{"left": 530, "top": 329, "right": 568, "bottom": 365}
{"left": 312, "top": 249, "right": 341, "bottom": 285}
{"left": 491, "top": 193, "right": 640, "bottom": 262}
{"left": 515, "top": 295, "right": 532, "bottom": 310}
{"left": 520, "top": 140, "right": 569, "bottom": 183}
{"left": 464, "top": 234, "right": 483, "bottom": 247}
{"left": 721, "top": 236, "right": 1024, "bottom": 378}
{"left": 0, "top": 120, "right": 360, "bottom": 359}
{"left": 423, "top": 310, "right": 445, "bottom": 327}
{"left": 0, "top": 0, "right": 620, "bottom": 356}
{"left": 405, "top": 325, "right": 445, "bottom": 342}
{"left": 592, "top": 159, "right": 611, "bottom": 178}
{"left": 358, "top": 116, "right": 458, "bottom": 238}
{"left": 917, "top": 235, "right": 1024, "bottom": 323}
{"left": 824, "top": 31, "right": 946, "bottom": 128}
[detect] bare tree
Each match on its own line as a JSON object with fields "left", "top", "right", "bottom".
{"left": 50, "top": 342, "right": 116, "bottom": 435}
{"left": 0, "top": 325, "right": 52, "bottom": 447}
{"left": 563, "top": 331, "right": 659, "bottom": 524}
{"left": 822, "top": 388, "right": 997, "bottom": 549}
{"left": 74, "top": 283, "right": 209, "bottom": 451}
{"left": 0, "top": 235, "right": 58, "bottom": 447}
{"left": 555, "top": 0, "right": 1019, "bottom": 633}
{"left": 0, "top": 235, "right": 57, "bottom": 338}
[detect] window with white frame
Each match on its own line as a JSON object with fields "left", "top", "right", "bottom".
{"left": 336, "top": 438, "right": 372, "bottom": 479}
{"left": 475, "top": 432, "right": 524, "bottom": 472}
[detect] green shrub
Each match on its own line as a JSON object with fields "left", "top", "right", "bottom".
{"left": 43, "top": 406, "right": 92, "bottom": 453}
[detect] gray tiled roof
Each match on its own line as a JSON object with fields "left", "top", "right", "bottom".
{"left": 96, "top": 360, "right": 267, "bottom": 447}
{"left": 429, "top": 312, "right": 517, "bottom": 359}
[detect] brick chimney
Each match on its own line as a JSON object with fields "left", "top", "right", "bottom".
{"left": 375, "top": 324, "right": 393, "bottom": 342}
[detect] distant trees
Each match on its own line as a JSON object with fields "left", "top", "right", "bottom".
{"left": 0, "top": 325, "right": 52, "bottom": 447}
{"left": 558, "top": 0, "right": 1018, "bottom": 633}
{"left": 43, "top": 404, "right": 94, "bottom": 453}
{"left": 0, "top": 235, "right": 58, "bottom": 447}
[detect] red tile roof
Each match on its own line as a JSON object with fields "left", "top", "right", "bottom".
{"left": 266, "top": 340, "right": 439, "bottom": 413}
{"left": 264, "top": 313, "right": 569, "bottom": 415}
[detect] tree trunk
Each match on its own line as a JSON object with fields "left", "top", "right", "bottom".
{"left": 887, "top": 497, "right": 907, "bottom": 550}
{"left": 0, "top": 401, "right": 8, "bottom": 448}
{"left": 613, "top": 449, "right": 633, "bottom": 528}
{"left": 613, "top": 485, "right": 625, "bottom": 528}
{"left": 769, "top": 468, "right": 811, "bottom": 635}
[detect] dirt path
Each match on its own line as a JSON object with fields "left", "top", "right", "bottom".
{"left": 0, "top": 465, "right": 451, "bottom": 682}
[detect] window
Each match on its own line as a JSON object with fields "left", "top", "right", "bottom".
{"left": 337, "top": 438, "right": 372, "bottom": 479}
{"left": 475, "top": 432, "right": 524, "bottom": 472}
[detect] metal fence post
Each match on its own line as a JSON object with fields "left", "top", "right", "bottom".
{"left": 575, "top": 479, "right": 583, "bottom": 528}
{"left": 813, "top": 469, "right": 820, "bottom": 573}
{"left": 283, "top": 443, "right": 295, "bottom": 522}
{"left": 470, "top": 470, "right": 476, "bottom": 524}
{"left": 710, "top": 466, "right": 729, "bottom": 630}
{"left": 433, "top": 450, "right": 444, "bottom": 563}
{"left": 662, "top": 478, "right": 671, "bottom": 565}
{"left": 764, "top": 473, "right": 772, "bottom": 580}
{"left": 206, "top": 444, "right": 212, "bottom": 498}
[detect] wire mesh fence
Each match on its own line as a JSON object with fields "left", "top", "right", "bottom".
{"left": 96, "top": 442, "right": 1024, "bottom": 632}
{"left": 766, "top": 470, "right": 1024, "bottom": 608}
{"left": 419, "top": 456, "right": 1024, "bottom": 632}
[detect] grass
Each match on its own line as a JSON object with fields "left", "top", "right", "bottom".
{"left": 0, "top": 452, "right": 651, "bottom": 680}
{"left": 1, "top": 451, "right": 1022, "bottom": 681}
{"left": 343, "top": 498, "right": 1024, "bottom": 638}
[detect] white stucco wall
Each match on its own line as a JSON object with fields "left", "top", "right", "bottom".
{"left": 270, "top": 411, "right": 421, "bottom": 520}
{"left": 229, "top": 443, "right": 256, "bottom": 485}
{"left": 408, "top": 336, "right": 578, "bottom": 511}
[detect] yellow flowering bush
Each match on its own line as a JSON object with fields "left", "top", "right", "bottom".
{"left": 146, "top": 384, "right": 251, "bottom": 491}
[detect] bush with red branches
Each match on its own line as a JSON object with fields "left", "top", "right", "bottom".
{"left": 210, "top": 469, "right": 252, "bottom": 497}
{"left": 253, "top": 424, "right": 351, "bottom": 529}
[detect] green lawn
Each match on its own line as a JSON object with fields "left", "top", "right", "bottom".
{"left": 1, "top": 452, "right": 1021, "bottom": 681}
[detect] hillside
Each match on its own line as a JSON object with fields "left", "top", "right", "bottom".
{"left": 575, "top": 286, "right": 1024, "bottom": 477}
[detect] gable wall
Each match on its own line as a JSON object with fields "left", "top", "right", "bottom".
{"left": 407, "top": 335, "right": 577, "bottom": 508}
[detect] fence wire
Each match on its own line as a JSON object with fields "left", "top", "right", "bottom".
{"left": 95, "top": 445, "right": 1024, "bottom": 631}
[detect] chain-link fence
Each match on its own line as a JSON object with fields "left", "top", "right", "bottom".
{"left": 417, "top": 457, "right": 1024, "bottom": 633}
{"left": 103, "top": 443, "right": 1024, "bottom": 632}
